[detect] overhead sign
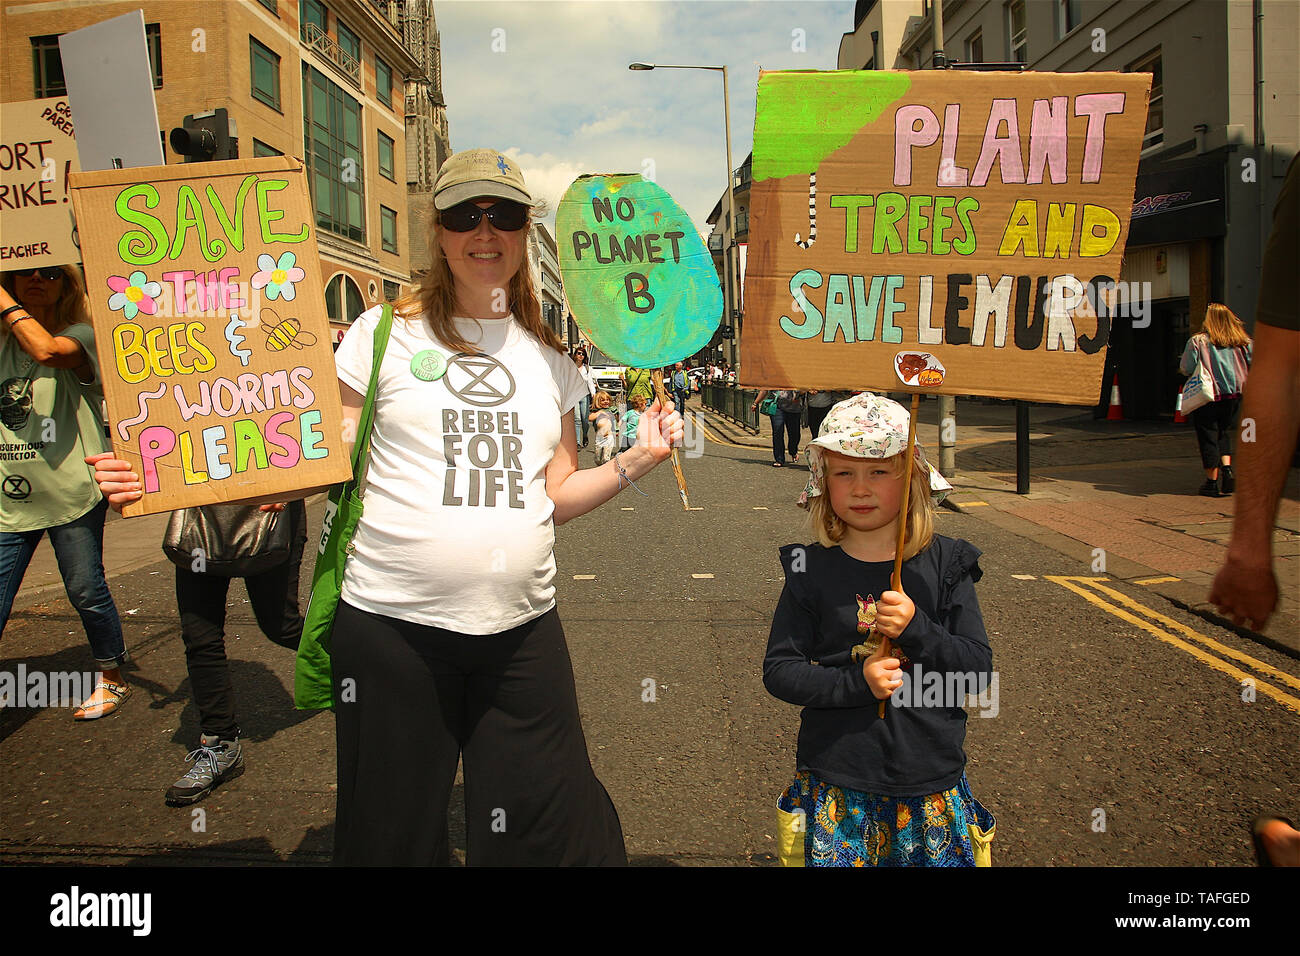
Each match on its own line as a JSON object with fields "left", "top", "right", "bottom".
{"left": 557, "top": 174, "right": 721, "bottom": 368}
{"left": 0, "top": 98, "right": 82, "bottom": 268}
{"left": 68, "top": 157, "right": 351, "bottom": 517}
{"left": 741, "top": 69, "right": 1151, "bottom": 403}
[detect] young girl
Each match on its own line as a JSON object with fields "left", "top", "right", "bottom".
{"left": 622, "top": 393, "right": 647, "bottom": 451}
{"left": 763, "top": 393, "right": 995, "bottom": 867}
{"left": 589, "top": 389, "right": 617, "bottom": 464}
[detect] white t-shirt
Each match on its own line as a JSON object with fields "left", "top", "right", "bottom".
{"left": 333, "top": 306, "right": 588, "bottom": 633}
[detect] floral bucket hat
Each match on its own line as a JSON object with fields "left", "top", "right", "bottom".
{"left": 797, "top": 392, "right": 953, "bottom": 509}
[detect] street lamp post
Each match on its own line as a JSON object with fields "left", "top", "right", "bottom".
{"left": 630, "top": 62, "right": 737, "bottom": 372}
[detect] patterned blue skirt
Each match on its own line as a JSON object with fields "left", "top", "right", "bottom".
{"left": 776, "top": 770, "right": 995, "bottom": 867}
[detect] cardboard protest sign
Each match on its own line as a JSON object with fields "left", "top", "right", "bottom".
{"left": 0, "top": 98, "right": 82, "bottom": 269}
{"left": 69, "top": 157, "right": 351, "bottom": 517}
{"left": 557, "top": 174, "right": 721, "bottom": 368}
{"left": 741, "top": 70, "right": 1150, "bottom": 403}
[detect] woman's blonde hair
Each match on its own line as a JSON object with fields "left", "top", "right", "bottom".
{"left": 807, "top": 451, "right": 935, "bottom": 560}
{"left": 1, "top": 265, "right": 92, "bottom": 334}
{"left": 1200, "top": 303, "right": 1251, "bottom": 349}
{"left": 393, "top": 201, "right": 566, "bottom": 356}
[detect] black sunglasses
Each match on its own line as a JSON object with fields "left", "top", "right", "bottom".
{"left": 11, "top": 267, "right": 64, "bottom": 281}
{"left": 439, "top": 200, "right": 529, "bottom": 233}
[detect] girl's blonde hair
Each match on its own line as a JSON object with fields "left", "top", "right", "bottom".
{"left": 393, "top": 202, "right": 566, "bottom": 355}
{"left": 1200, "top": 303, "right": 1251, "bottom": 349}
{"left": 593, "top": 389, "right": 611, "bottom": 406}
{"left": 807, "top": 451, "right": 935, "bottom": 560}
{"left": 1, "top": 265, "right": 93, "bottom": 334}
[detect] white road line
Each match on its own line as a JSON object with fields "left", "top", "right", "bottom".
{"left": 691, "top": 573, "right": 715, "bottom": 579}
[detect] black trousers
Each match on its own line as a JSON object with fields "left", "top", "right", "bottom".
{"left": 807, "top": 404, "right": 832, "bottom": 442}
{"left": 1191, "top": 397, "right": 1241, "bottom": 470}
{"left": 175, "top": 499, "right": 307, "bottom": 740}
{"left": 331, "top": 601, "right": 627, "bottom": 866}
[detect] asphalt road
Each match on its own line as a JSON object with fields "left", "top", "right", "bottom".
{"left": 1, "top": 426, "right": 1296, "bottom": 866}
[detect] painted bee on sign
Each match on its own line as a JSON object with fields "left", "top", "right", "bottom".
{"left": 260, "top": 309, "right": 318, "bottom": 352}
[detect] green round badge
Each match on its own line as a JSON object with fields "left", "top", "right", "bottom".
{"left": 411, "top": 349, "right": 446, "bottom": 381}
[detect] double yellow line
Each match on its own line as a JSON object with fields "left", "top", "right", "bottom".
{"left": 1046, "top": 576, "right": 1300, "bottom": 715}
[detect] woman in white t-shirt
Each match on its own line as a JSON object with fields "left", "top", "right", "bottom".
{"left": 319, "top": 150, "right": 681, "bottom": 865}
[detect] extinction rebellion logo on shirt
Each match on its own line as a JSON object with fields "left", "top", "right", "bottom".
{"left": 440, "top": 352, "right": 525, "bottom": 510}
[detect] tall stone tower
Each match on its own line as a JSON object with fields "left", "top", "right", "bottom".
{"left": 372, "top": 0, "right": 452, "bottom": 279}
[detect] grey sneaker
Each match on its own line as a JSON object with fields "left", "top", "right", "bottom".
{"left": 165, "top": 734, "right": 244, "bottom": 806}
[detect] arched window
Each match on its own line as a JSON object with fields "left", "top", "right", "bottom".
{"left": 326, "top": 272, "right": 365, "bottom": 322}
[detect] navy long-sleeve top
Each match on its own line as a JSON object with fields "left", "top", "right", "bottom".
{"left": 762, "top": 536, "right": 992, "bottom": 797}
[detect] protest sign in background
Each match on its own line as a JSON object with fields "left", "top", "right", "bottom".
{"left": 69, "top": 157, "right": 351, "bottom": 517}
{"left": 741, "top": 70, "right": 1150, "bottom": 404}
{"left": 0, "top": 98, "right": 82, "bottom": 269}
{"left": 557, "top": 173, "right": 721, "bottom": 368}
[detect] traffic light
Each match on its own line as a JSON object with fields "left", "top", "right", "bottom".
{"left": 169, "top": 109, "right": 236, "bottom": 163}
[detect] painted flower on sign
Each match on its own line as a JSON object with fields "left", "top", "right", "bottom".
{"left": 106, "top": 271, "right": 162, "bottom": 320}
{"left": 251, "top": 252, "right": 307, "bottom": 301}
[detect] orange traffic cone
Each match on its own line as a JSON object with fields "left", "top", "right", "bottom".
{"left": 1173, "top": 391, "right": 1187, "bottom": 423}
{"left": 1106, "top": 374, "right": 1124, "bottom": 421}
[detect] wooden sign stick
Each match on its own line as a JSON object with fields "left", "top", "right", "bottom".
{"left": 651, "top": 370, "right": 690, "bottom": 511}
{"left": 877, "top": 392, "right": 920, "bottom": 719}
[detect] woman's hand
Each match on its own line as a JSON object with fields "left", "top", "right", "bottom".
{"left": 862, "top": 644, "right": 904, "bottom": 701}
{"left": 84, "top": 452, "right": 141, "bottom": 513}
{"left": 259, "top": 502, "right": 286, "bottom": 513}
{"left": 874, "top": 589, "right": 915, "bottom": 640}
{"left": 633, "top": 398, "right": 683, "bottom": 465}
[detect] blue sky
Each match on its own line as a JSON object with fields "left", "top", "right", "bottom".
{"left": 436, "top": 0, "right": 854, "bottom": 234}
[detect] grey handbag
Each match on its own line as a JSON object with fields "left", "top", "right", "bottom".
{"left": 163, "top": 504, "right": 291, "bottom": 576}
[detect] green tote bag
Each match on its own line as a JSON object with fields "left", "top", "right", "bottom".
{"left": 294, "top": 304, "right": 393, "bottom": 709}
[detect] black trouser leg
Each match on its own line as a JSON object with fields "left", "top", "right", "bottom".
{"left": 245, "top": 500, "right": 308, "bottom": 650}
{"left": 176, "top": 566, "right": 239, "bottom": 740}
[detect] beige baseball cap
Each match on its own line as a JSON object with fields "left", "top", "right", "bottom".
{"left": 433, "top": 148, "right": 534, "bottom": 210}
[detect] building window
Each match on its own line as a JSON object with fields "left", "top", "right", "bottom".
{"left": 966, "top": 29, "right": 984, "bottom": 63}
{"left": 253, "top": 139, "right": 282, "bottom": 157}
{"left": 33, "top": 26, "right": 161, "bottom": 96}
{"left": 251, "top": 38, "right": 281, "bottom": 110}
{"left": 303, "top": 64, "right": 365, "bottom": 242}
{"left": 146, "top": 24, "right": 163, "bottom": 88}
{"left": 1007, "top": 0, "right": 1027, "bottom": 63}
{"left": 375, "top": 55, "right": 392, "bottom": 108}
{"left": 378, "top": 130, "right": 395, "bottom": 181}
{"left": 381, "top": 206, "right": 398, "bottom": 253}
{"left": 736, "top": 206, "right": 749, "bottom": 234}
{"left": 383, "top": 279, "right": 400, "bottom": 300}
{"left": 1055, "top": 0, "right": 1082, "bottom": 38}
{"left": 325, "top": 272, "right": 364, "bottom": 323}
{"left": 300, "top": 0, "right": 327, "bottom": 42}
{"left": 336, "top": 20, "right": 360, "bottom": 73}
{"left": 31, "top": 35, "right": 66, "bottom": 97}
{"left": 258, "top": 0, "right": 278, "bottom": 15}
{"left": 1130, "top": 49, "right": 1164, "bottom": 152}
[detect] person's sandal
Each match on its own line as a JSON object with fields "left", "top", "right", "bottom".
{"left": 74, "top": 679, "right": 131, "bottom": 720}
{"left": 772, "top": 461, "right": 783, "bottom": 467}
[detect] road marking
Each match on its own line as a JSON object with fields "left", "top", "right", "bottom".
{"left": 1045, "top": 575, "right": 1300, "bottom": 715}
{"left": 753, "top": 506, "right": 768, "bottom": 510}
{"left": 687, "top": 506, "right": 704, "bottom": 511}
{"left": 959, "top": 501, "right": 989, "bottom": 507}
{"left": 688, "top": 410, "right": 749, "bottom": 448}
{"left": 573, "top": 575, "right": 596, "bottom": 580}
{"left": 621, "top": 507, "right": 635, "bottom": 511}
{"left": 1134, "top": 576, "right": 1180, "bottom": 585}
{"left": 1011, "top": 574, "right": 1037, "bottom": 580}
{"left": 691, "top": 573, "right": 715, "bottom": 579}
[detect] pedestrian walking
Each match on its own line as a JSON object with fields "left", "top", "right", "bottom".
{"left": 806, "top": 389, "right": 849, "bottom": 443}
{"left": 572, "top": 346, "right": 596, "bottom": 447}
{"left": 670, "top": 361, "right": 688, "bottom": 412}
{"left": 751, "top": 389, "right": 803, "bottom": 466}
{"left": 621, "top": 365, "right": 655, "bottom": 408}
{"left": 1179, "top": 303, "right": 1253, "bottom": 497}
{"left": 1, "top": 267, "right": 130, "bottom": 720}
{"left": 763, "top": 393, "right": 994, "bottom": 867}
